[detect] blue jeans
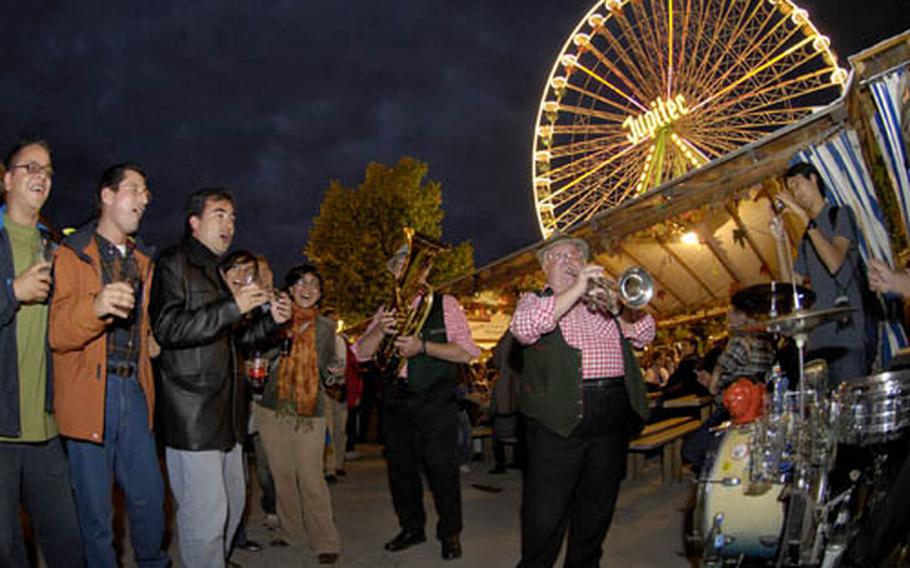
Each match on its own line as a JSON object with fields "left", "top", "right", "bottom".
{"left": 0, "top": 437, "right": 84, "bottom": 568}
{"left": 682, "top": 408, "right": 729, "bottom": 475}
{"left": 65, "top": 374, "right": 167, "bottom": 568}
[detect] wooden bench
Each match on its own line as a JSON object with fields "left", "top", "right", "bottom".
{"left": 663, "top": 394, "right": 714, "bottom": 421}
{"left": 628, "top": 417, "right": 701, "bottom": 483}
{"left": 471, "top": 426, "right": 494, "bottom": 461}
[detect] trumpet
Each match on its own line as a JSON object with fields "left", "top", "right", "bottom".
{"left": 771, "top": 196, "right": 787, "bottom": 214}
{"left": 575, "top": 266, "right": 654, "bottom": 315}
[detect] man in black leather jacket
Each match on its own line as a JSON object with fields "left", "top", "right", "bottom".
{"left": 149, "top": 188, "right": 291, "bottom": 568}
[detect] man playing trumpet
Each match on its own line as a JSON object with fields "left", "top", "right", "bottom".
{"left": 510, "top": 234, "right": 655, "bottom": 567}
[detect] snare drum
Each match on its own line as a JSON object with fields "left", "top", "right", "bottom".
{"left": 697, "top": 426, "right": 785, "bottom": 560}
{"left": 834, "top": 369, "right": 910, "bottom": 446}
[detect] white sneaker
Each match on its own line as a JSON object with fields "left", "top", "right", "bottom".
{"left": 344, "top": 451, "right": 363, "bottom": 461}
{"left": 263, "top": 513, "right": 279, "bottom": 530}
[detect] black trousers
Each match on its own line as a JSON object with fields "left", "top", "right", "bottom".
{"left": 383, "top": 380, "right": 462, "bottom": 539}
{"left": 519, "top": 380, "right": 633, "bottom": 568}
{"left": 0, "top": 437, "right": 84, "bottom": 568}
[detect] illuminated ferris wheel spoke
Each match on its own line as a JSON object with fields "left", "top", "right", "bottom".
{"left": 555, "top": 103, "right": 633, "bottom": 125}
{"left": 685, "top": 3, "right": 781, "bottom": 95}
{"left": 674, "top": 0, "right": 707, "bottom": 86}
{"left": 674, "top": 0, "right": 696, "bottom": 79}
{"left": 630, "top": 0, "right": 668, "bottom": 80}
{"left": 553, "top": 124, "right": 627, "bottom": 136}
{"left": 683, "top": 2, "right": 731, "bottom": 85}
{"left": 683, "top": 130, "right": 753, "bottom": 157}
{"left": 565, "top": 82, "right": 645, "bottom": 117}
{"left": 609, "top": 12, "right": 666, "bottom": 88}
{"left": 573, "top": 61, "right": 648, "bottom": 113}
{"left": 697, "top": 35, "right": 814, "bottom": 110}
{"left": 703, "top": 75, "right": 832, "bottom": 124}
{"left": 547, "top": 144, "right": 635, "bottom": 188}
{"left": 553, "top": 143, "right": 640, "bottom": 197}
{"left": 593, "top": 20, "right": 663, "bottom": 97}
{"left": 550, "top": 131, "right": 633, "bottom": 156}
{"left": 667, "top": 0, "right": 674, "bottom": 97}
{"left": 691, "top": 11, "right": 788, "bottom": 101}
{"left": 563, "top": 164, "right": 643, "bottom": 226}
{"left": 582, "top": 43, "right": 654, "bottom": 104}
{"left": 548, "top": 137, "right": 629, "bottom": 165}
{"left": 547, "top": 148, "right": 642, "bottom": 199}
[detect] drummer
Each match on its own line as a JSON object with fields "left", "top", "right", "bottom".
{"left": 771, "top": 162, "right": 870, "bottom": 385}
{"left": 841, "top": 261, "right": 910, "bottom": 567}
{"left": 681, "top": 303, "right": 776, "bottom": 473}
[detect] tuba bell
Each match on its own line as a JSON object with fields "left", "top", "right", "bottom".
{"left": 375, "top": 227, "right": 448, "bottom": 376}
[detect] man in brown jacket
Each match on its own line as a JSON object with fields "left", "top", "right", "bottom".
{"left": 49, "top": 163, "right": 167, "bottom": 567}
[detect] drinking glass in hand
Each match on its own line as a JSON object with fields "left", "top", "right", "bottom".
{"left": 248, "top": 351, "right": 269, "bottom": 388}
{"left": 38, "top": 235, "right": 57, "bottom": 265}
{"left": 115, "top": 273, "right": 141, "bottom": 321}
{"left": 33, "top": 236, "right": 57, "bottom": 302}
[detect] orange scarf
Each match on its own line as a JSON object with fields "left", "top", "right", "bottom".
{"left": 276, "top": 306, "right": 319, "bottom": 416}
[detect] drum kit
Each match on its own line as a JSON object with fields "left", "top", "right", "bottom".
{"left": 692, "top": 282, "right": 910, "bottom": 567}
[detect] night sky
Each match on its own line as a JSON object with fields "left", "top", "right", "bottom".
{"left": 3, "top": 0, "right": 906, "bottom": 279}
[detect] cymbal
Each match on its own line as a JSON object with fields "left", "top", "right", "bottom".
{"left": 732, "top": 282, "right": 816, "bottom": 316}
{"left": 731, "top": 306, "right": 856, "bottom": 336}
{"left": 764, "top": 307, "right": 856, "bottom": 336}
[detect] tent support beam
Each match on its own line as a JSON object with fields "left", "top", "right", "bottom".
{"left": 656, "top": 238, "right": 718, "bottom": 301}
{"left": 725, "top": 203, "right": 776, "bottom": 278}
{"left": 617, "top": 245, "right": 688, "bottom": 309}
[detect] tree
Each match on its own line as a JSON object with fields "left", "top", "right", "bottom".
{"left": 306, "top": 157, "right": 474, "bottom": 325}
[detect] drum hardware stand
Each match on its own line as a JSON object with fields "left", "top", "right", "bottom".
{"left": 770, "top": 246, "right": 833, "bottom": 567}
{"left": 702, "top": 513, "right": 743, "bottom": 567}
{"left": 699, "top": 477, "right": 743, "bottom": 487}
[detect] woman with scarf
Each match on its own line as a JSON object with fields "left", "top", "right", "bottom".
{"left": 254, "top": 264, "right": 342, "bottom": 565}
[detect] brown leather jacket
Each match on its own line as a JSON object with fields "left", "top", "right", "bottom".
{"left": 49, "top": 223, "right": 156, "bottom": 443}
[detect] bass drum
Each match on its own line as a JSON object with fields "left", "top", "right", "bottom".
{"left": 697, "top": 426, "right": 785, "bottom": 560}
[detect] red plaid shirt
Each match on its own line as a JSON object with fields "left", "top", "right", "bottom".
{"left": 510, "top": 291, "right": 655, "bottom": 379}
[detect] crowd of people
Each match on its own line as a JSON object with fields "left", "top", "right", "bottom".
{"left": 0, "top": 138, "right": 366, "bottom": 567}
{"left": 4, "top": 132, "right": 910, "bottom": 568}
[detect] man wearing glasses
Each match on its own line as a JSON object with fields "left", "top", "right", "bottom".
{"left": 150, "top": 188, "right": 291, "bottom": 568}
{"left": 0, "top": 139, "right": 83, "bottom": 566}
{"left": 510, "top": 234, "right": 654, "bottom": 568}
{"left": 49, "top": 164, "right": 168, "bottom": 567}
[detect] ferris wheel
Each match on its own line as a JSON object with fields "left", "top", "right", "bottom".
{"left": 532, "top": 0, "right": 848, "bottom": 237}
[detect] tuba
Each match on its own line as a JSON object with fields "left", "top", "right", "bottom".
{"left": 375, "top": 227, "right": 448, "bottom": 376}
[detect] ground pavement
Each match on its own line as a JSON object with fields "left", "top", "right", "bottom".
{"left": 223, "top": 444, "right": 694, "bottom": 568}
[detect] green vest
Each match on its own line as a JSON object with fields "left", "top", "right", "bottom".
{"left": 519, "top": 308, "right": 649, "bottom": 438}
{"left": 407, "top": 293, "right": 457, "bottom": 392}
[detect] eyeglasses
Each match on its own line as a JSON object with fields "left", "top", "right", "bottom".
{"left": 10, "top": 162, "right": 53, "bottom": 178}
{"left": 119, "top": 183, "right": 153, "bottom": 202}
{"left": 548, "top": 251, "right": 584, "bottom": 264}
{"left": 293, "top": 278, "right": 320, "bottom": 289}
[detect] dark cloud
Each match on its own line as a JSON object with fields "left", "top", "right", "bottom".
{"left": 1, "top": 0, "right": 905, "bottom": 279}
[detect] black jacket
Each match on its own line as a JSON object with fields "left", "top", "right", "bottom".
{"left": 150, "top": 236, "right": 277, "bottom": 451}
